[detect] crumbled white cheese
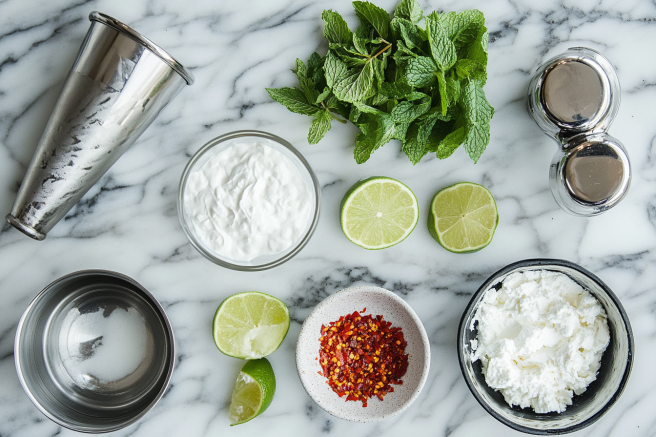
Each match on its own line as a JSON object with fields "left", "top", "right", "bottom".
{"left": 471, "top": 269, "right": 610, "bottom": 414}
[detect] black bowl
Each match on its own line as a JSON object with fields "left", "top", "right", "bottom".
{"left": 458, "top": 259, "right": 633, "bottom": 434}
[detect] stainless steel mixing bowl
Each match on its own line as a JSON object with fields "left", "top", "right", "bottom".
{"left": 15, "top": 270, "right": 175, "bottom": 433}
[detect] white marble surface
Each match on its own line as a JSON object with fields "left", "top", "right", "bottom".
{"left": 1, "top": 0, "right": 655, "bottom": 436}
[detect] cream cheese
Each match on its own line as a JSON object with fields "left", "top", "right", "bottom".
{"left": 471, "top": 270, "right": 610, "bottom": 413}
{"left": 183, "top": 139, "right": 312, "bottom": 262}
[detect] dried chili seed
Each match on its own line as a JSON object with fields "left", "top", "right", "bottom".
{"left": 318, "top": 311, "right": 409, "bottom": 407}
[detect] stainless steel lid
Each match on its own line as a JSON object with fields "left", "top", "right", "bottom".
{"left": 528, "top": 47, "right": 620, "bottom": 140}
{"left": 549, "top": 132, "right": 631, "bottom": 216}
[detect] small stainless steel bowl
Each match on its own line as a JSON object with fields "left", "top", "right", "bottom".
{"left": 15, "top": 270, "right": 175, "bottom": 433}
{"left": 178, "top": 130, "right": 321, "bottom": 271}
{"left": 458, "top": 259, "right": 633, "bottom": 434}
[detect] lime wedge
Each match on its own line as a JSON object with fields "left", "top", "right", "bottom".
{"left": 229, "top": 358, "right": 276, "bottom": 426}
{"left": 340, "top": 177, "right": 419, "bottom": 250}
{"left": 428, "top": 182, "right": 499, "bottom": 253}
{"left": 213, "top": 292, "right": 290, "bottom": 359}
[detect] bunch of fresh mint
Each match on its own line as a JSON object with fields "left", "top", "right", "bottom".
{"left": 266, "top": 0, "right": 493, "bottom": 164}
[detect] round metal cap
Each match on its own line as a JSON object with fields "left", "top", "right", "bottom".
{"left": 528, "top": 47, "right": 620, "bottom": 139}
{"left": 549, "top": 132, "right": 631, "bottom": 216}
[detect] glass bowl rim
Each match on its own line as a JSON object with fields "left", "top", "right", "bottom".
{"left": 177, "top": 130, "right": 321, "bottom": 271}
{"left": 457, "top": 258, "right": 634, "bottom": 435}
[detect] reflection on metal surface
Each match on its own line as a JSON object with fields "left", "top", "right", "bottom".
{"left": 6, "top": 12, "right": 193, "bottom": 240}
{"left": 564, "top": 143, "right": 624, "bottom": 204}
{"left": 542, "top": 61, "right": 603, "bottom": 125}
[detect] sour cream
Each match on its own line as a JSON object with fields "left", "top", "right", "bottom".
{"left": 183, "top": 139, "right": 312, "bottom": 262}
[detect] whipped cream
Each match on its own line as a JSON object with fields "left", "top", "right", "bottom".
{"left": 471, "top": 270, "right": 610, "bottom": 413}
{"left": 183, "top": 139, "right": 312, "bottom": 262}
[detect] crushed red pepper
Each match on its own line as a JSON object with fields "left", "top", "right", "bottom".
{"left": 318, "top": 309, "right": 409, "bottom": 407}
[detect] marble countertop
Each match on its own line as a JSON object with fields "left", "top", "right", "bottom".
{"left": 1, "top": 0, "right": 655, "bottom": 436}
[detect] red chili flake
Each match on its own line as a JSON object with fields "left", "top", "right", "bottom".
{"left": 318, "top": 311, "right": 408, "bottom": 407}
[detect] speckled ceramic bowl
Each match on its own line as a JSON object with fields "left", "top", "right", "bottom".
{"left": 458, "top": 259, "right": 634, "bottom": 434}
{"left": 296, "top": 285, "right": 430, "bottom": 422}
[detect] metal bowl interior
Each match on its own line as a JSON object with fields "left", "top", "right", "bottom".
{"left": 177, "top": 130, "right": 321, "bottom": 271}
{"left": 15, "top": 271, "right": 175, "bottom": 433}
{"left": 458, "top": 259, "right": 633, "bottom": 435}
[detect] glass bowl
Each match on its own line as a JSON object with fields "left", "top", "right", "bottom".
{"left": 178, "top": 130, "right": 321, "bottom": 271}
{"left": 458, "top": 258, "right": 633, "bottom": 434}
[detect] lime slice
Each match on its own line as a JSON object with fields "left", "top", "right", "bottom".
{"left": 340, "top": 177, "right": 419, "bottom": 249}
{"left": 229, "top": 358, "right": 276, "bottom": 426}
{"left": 428, "top": 182, "right": 498, "bottom": 253}
{"left": 213, "top": 292, "right": 290, "bottom": 359}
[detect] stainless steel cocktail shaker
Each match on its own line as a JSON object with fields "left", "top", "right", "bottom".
{"left": 5, "top": 12, "right": 194, "bottom": 240}
{"left": 528, "top": 47, "right": 630, "bottom": 217}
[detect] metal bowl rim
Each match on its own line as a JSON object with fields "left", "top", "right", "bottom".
{"left": 14, "top": 269, "right": 175, "bottom": 434}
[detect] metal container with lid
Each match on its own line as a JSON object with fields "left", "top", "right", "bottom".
{"left": 528, "top": 47, "right": 630, "bottom": 217}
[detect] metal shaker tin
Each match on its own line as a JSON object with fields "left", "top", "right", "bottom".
{"left": 528, "top": 47, "right": 630, "bottom": 217}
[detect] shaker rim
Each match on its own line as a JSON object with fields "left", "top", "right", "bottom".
{"left": 89, "top": 11, "right": 195, "bottom": 85}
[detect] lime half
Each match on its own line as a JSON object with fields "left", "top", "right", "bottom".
{"left": 213, "top": 292, "right": 290, "bottom": 359}
{"left": 229, "top": 358, "right": 276, "bottom": 426}
{"left": 340, "top": 177, "right": 419, "bottom": 249}
{"left": 428, "top": 182, "right": 498, "bottom": 253}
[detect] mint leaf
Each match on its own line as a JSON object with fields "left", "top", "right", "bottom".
{"left": 370, "top": 90, "right": 388, "bottom": 106}
{"left": 308, "top": 52, "right": 323, "bottom": 73}
{"left": 426, "top": 119, "right": 456, "bottom": 152}
{"left": 353, "top": 1, "right": 391, "bottom": 39}
{"left": 266, "top": 87, "right": 320, "bottom": 116}
{"left": 373, "top": 56, "right": 386, "bottom": 85}
{"left": 426, "top": 14, "right": 456, "bottom": 69}
{"left": 437, "top": 126, "right": 466, "bottom": 159}
{"left": 354, "top": 112, "right": 396, "bottom": 163}
{"left": 322, "top": 10, "right": 352, "bottom": 45}
{"left": 446, "top": 70, "right": 461, "bottom": 103}
{"left": 461, "top": 79, "right": 494, "bottom": 162}
{"left": 455, "top": 59, "right": 486, "bottom": 82}
{"left": 295, "top": 59, "right": 320, "bottom": 104}
{"left": 394, "top": 40, "right": 418, "bottom": 63}
{"left": 461, "top": 25, "right": 489, "bottom": 71}
{"left": 391, "top": 99, "right": 430, "bottom": 124}
{"left": 330, "top": 44, "right": 369, "bottom": 66}
{"left": 353, "top": 23, "right": 373, "bottom": 55}
{"left": 380, "top": 80, "right": 413, "bottom": 99}
{"left": 307, "top": 52, "right": 327, "bottom": 89}
{"left": 315, "top": 87, "right": 332, "bottom": 104}
{"left": 437, "top": 10, "right": 484, "bottom": 50}
{"left": 332, "top": 62, "right": 375, "bottom": 103}
{"left": 435, "top": 69, "right": 448, "bottom": 115}
{"left": 349, "top": 104, "right": 362, "bottom": 123}
{"left": 392, "top": 18, "right": 424, "bottom": 49}
{"left": 308, "top": 110, "right": 333, "bottom": 144}
{"left": 416, "top": 112, "right": 440, "bottom": 144}
{"left": 394, "top": 121, "right": 411, "bottom": 141}
{"left": 326, "top": 97, "right": 350, "bottom": 120}
{"left": 402, "top": 122, "right": 429, "bottom": 164}
{"left": 406, "top": 91, "right": 429, "bottom": 101}
{"left": 394, "top": 0, "right": 423, "bottom": 23}
{"left": 324, "top": 52, "right": 348, "bottom": 88}
{"left": 405, "top": 56, "right": 437, "bottom": 87}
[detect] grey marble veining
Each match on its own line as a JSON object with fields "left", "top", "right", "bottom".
{"left": 1, "top": 0, "right": 656, "bottom": 436}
